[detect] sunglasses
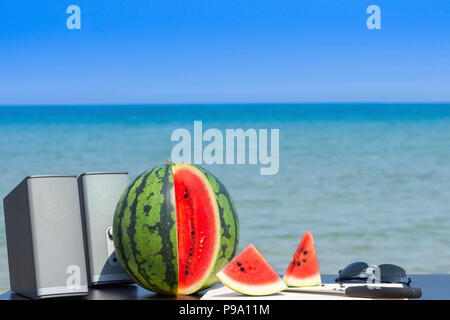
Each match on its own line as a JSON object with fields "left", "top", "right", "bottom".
{"left": 335, "top": 261, "right": 411, "bottom": 286}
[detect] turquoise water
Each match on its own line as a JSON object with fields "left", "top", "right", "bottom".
{"left": 1, "top": 104, "right": 450, "bottom": 292}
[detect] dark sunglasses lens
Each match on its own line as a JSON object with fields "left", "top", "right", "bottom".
{"left": 379, "top": 264, "right": 407, "bottom": 282}
{"left": 339, "top": 262, "right": 368, "bottom": 278}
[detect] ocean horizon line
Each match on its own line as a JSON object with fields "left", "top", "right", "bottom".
{"left": 1, "top": 102, "right": 450, "bottom": 108}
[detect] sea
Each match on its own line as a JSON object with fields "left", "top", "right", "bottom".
{"left": 1, "top": 104, "right": 449, "bottom": 292}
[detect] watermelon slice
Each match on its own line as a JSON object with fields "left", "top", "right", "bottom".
{"left": 217, "top": 244, "right": 287, "bottom": 296}
{"left": 283, "top": 231, "right": 321, "bottom": 287}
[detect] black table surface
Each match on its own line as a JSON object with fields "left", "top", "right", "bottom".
{"left": 1, "top": 274, "right": 449, "bottom": 300}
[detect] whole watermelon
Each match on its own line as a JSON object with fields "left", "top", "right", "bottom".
{"left": 113, "top": 163, "right": 239, "bottom": 295}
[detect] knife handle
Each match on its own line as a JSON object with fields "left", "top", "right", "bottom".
{"left": 345, "top": 286, "right": 422, "bottom": 299}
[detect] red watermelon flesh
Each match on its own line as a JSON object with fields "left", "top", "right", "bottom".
{"left": 173, "top": 165, "right": 221, "bottom": 295}
{"left": 283, "top": 231, "right": 321, "bottom": 287}
{"left": 217, "top": 244, "right": 287, "bottom": 295}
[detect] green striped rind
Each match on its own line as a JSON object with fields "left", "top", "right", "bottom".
{"left": 198, "top": 167, "right": 240, "bottom": 290}
{"left": 113, "top": 164, "right": 178, "bottom": 295}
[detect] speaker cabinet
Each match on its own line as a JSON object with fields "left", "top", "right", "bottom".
{"left": 3, "top": 175, "right": 88, "bottom": 299}
{"left": 78, "top": 172, "right": 131, "bottom": 286}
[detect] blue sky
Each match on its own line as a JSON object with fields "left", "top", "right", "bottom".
{"left": 0, "top": 1, "right": 449, "bottom": 104}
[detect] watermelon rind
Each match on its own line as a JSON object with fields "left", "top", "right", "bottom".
{"left": 217, "top": 270, "right": 287, "bottom": 296}
{"left": 113, "top": 165, "right": 179, "bottom": 295}
{"left": 283, "top": 273, "right": 322, "bottom": 287}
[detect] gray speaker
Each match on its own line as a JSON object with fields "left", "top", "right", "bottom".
{"left": 78, "top": 172, "right": 131, "bottom": 286}
{"left": 3, "top": 175, "right": 88, "bottom": 299}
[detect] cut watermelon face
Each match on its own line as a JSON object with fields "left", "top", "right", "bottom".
{"left": 283, "top": 231, "right": 321, "bottom": 287}
{"left": 173, "top": 164, "right": 221, "bottom": 295}
{"left": 217, "top": 244, "right": 287, "bottom": 296}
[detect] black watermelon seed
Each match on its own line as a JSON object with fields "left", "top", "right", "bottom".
{"left": 237, "top": 261, "right": 241, "bottom": 266}
{"left": 184, "top": 193, "right": 188, "bottom": 199}
{"left": 297, "top": 262, "right": 301, "bottom": 267}
{"left": 303, "top": 259, "right": 307, "bottom": 263}
{"left": 189, "top": 253, "right": 192, "bottom": 256}
{"left": 292, "top": 260, "right": 295, "bottom": 265}
{"left": 185, "top": 271, "right": 188, "bottom": 275}
{"left": 303, "top": 250, "right": 308, "bottom": 255}
{"left": 300, "top": 247, "right": 303, "bottom": 252}
{"left": 240, "top": 267, "right": 244, "bottom": 272}
{"left": 191, "top": 231, "right": 195, "bottom": 235}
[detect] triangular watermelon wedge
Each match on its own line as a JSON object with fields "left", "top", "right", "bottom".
{"left": 217, "top": 244, "right": 287, "bottom": 296}
{"left": 283, "top": 231, "right": 321, "bottom": 287}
